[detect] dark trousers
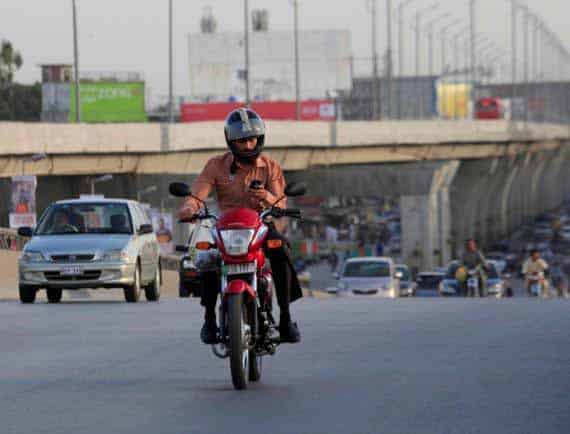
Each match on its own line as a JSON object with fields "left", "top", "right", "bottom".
{"left": 201, "top": 223, "right": 303, "bottom": 320}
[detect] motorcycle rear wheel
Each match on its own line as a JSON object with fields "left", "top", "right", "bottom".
{"left": 228, "top": 293, "right": 250, "bottom": 390}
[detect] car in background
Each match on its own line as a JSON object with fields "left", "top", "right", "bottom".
{"left": 486, "top": 252, "right": 507, "bottom": 275}
{"left": 415, "top": 272, "right": 445, "bottom": 297}
{"left": 485, "top": 260, "right": 509, "bottom": 298}
{"left": 336, "top": 257, "right": 400, "bottom": 297}
{"left": 439, "top": 261, "right": 462, "bottom": 296}
{"left": 395, "top": 264, "right": 416, "bottom": 297}
{"left": 18, "top": 198, "right": 161, "bottom": 304}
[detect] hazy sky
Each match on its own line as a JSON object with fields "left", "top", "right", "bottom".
{"left": 1, "top": 0, "right": 568, "bottom": 101}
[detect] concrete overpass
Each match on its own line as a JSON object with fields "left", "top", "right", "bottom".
{"left": 1, "top": 120, "right": 569, "bottom": 269}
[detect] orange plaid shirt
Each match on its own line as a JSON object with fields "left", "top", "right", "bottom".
{"left": 181, "top": 152, "right": 287, "bottom": 216}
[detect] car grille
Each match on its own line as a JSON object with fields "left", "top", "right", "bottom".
{"left": 44, "top": 270, "right": 102, "bottom": 281}
{"left": 50, "top": 254, "right": 95, "bottom": 262}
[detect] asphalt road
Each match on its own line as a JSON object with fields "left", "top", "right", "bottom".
{"left": 1, "top": 294, "right": 569, "bottom": 434}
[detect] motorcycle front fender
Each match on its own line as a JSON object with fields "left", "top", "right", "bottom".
{"left": 224, "top": 279, "right": 256, "bottom": 301}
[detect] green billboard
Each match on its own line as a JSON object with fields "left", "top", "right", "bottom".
{"left": 69, "top": 82, "right": 147, "bottom": 122}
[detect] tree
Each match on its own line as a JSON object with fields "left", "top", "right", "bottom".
{"left": 0, "top": 39, "right": 23, "bottom": 87}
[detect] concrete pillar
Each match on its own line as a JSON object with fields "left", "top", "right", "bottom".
{"left": 400, "top": 161, "right": 460, "bottom": 271}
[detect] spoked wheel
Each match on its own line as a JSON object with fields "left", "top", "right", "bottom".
{"left": 227, "top": 293, "right": 252, "bottom": 390}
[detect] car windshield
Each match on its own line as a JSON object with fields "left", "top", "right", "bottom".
{"left": 36, "top": 203, "right": 133, "bottom": 235}
{"left": 396, "top": 266, "right": 411, "bottom": 281}
{"left": 417, "top": 275, "right": 443, "bottom": 289}
{"left": 343, "top": 261, "right": 391, "bottom": 278}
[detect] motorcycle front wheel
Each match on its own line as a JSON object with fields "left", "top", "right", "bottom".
{"left": 228, "top": 293, "right": 250, "bottom": 390}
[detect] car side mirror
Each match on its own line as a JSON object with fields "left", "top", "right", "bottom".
{"left": 332, "top": 272, "right": 340, "bottom": 280}
{"left": 18, "top": 227, "right": 33, "bottom": 237}
{"left": 394, "top": 271, "right": 403, "bottom": 279}
{"left": 138, "top": 224, "right": 154, "bottom": 235}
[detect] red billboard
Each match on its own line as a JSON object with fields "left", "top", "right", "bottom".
{"left": 180, "top": 100, "right": 336, "bottom": 122}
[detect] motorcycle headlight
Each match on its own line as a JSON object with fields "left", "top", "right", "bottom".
{"left": 220, "top": 229, "right": 255, "bottom": 256}
{"left": 20, "top": 250, "right": 46, "bottom": 263}
{"left": 101, "top": 249, "right": 129, "bottom": 262}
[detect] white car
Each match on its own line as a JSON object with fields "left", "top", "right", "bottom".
{"left": 335, "top": 257, "right": 401, "bottom": 298}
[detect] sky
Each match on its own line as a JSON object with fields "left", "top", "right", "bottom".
{"left": 1, "top": 0, "right": 569, "bottom": 103}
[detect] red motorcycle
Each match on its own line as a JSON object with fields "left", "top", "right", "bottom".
{"left": 169, "top": 181, "right": 306, "bottom": 390}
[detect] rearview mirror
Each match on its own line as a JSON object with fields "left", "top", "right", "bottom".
{"left": 284, "top": 182, "right": 307, "bottom": 197}
{"left": 138, "top": 224, "right": 154, "bottom": 235}
{"left": 18, "top": 226, "right": 33, "bottom": 237}
{"left": 169, "top": 182, "right": 191, "bottom": 198}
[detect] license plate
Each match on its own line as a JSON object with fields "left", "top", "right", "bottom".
{"left": 225, "top": 263, "right": 256, "bottom": 275}
{"left": 61, "top": 267, "right": 82, "bottom": 276}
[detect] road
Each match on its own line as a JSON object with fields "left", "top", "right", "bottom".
{"left": 1, "top": 294, "right": 569, "bottom": 434}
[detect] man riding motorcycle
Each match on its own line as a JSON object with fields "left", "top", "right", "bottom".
{"left": 458, "top": 238, "right": 489, "bottom": 297}
{"left": 522, "top": 249, "right": 549, "bottom": 296}
{"left": 177, "top": 108, "right": 302, "bottom": 344}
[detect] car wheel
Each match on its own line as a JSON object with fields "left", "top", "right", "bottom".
{"left": 47, "top": 288, "right": 63, "bottom": 303}
{"left": 145, "top": 266, "right": 161, "bottom": 302}
{"left": 19, "top": 285, "right": 37, "bottom": 304}
{"left": 124, "top": 264, "right": 141, "bottom": 303}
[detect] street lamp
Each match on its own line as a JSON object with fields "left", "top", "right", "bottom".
{"left": 439, "top": 20, "right": 461, "bottom": 74}
{"left": 89, "top": 174, "right": 113, "bottom": 195}
{"left": 425, "top": 12, "right": 451, "bottom": 77}
{"left": 293, "top": 0, "right": 301, "bottom": 120}
{"left": 21, "top": 153, "right": 48, "bottom": 176}
{"left": 414, "top": 2, "right": 439, "bottom": 77}
{"left": 396, "top": 0, "right": 418, "bottom": 119}
{"left": 168, "top": 0, "right": 174, "bottom": 123}
{"left": 137, "top": 185, "right": 158, "bottom": 202}
{"left": 244, "top": 0, "right": 251, "bottom": 105}
{"left": 72, "top": 0, "right": 81, "bottom": 123}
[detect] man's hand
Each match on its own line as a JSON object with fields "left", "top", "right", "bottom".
{"left": 247, "top": 187, "right": 270, "bottom": 208}
{"left": 177, "top": 200, "right": 199, "bottom": 222}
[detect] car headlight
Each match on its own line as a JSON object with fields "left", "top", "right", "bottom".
{"left": 182, "top": 259, "right": 194, "bottom": 269}
{"left": 101, "top": 249, "right": 129, "bottom": 262}
{"left": 220, "top": 229, "right": 255, "bottom": 256}
{"left": 490, "top": 283, "right": 504, "bottom": 292}
{"left": 20, "top": 250, "right": 46, "bottom": 263}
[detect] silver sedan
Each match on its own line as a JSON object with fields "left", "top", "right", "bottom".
{"left": 18, "top": 198, "right": 161, "bottom": 303}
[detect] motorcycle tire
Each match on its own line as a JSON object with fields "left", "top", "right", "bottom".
{"left": 228, "top": 293, "right": 249, "bottom": 390}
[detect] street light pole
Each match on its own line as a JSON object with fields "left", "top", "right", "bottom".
{"left": 511, "top": 0, "right": 518, "bottom": 122}
{"left": 397, "top": 0, "right": 416, "bottom": 119}
{"left": 293, "top": 0, "right": 301, "bottom": 120}
{"left": 426, "top": 13, "right": 450, "bottom": 77}
{"left": 440, "top": 20, "right": 461, "bottom": 74}
{"left": 244, "top": 0, "right": 251, "bottom": 105}
{"left": 168, "top": 0, "right": 174, "bottom": 123}
{"left": 386, "top": 0, "right": 394, "bottom": 119}
{"left": 469, "top": 0, "right": 476, "bottom": 83}
{"left": 371, "top": 0, "right": 379, "bottom": 119}
{"left": 415, "top": 3, "right": 439, "bottom": 77}
{"left": 72, "top": 0, "right": 81, "bottom": 123}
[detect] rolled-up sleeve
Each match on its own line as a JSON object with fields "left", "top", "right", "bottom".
{"left": 262, "top": 162, "right": 287, "bottom": 209}
{"left": 180, "top": 158, "right": 217, "bottom": 214}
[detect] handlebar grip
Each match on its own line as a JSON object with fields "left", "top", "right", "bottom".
{"left": 284, "top": 209, "right": 302, "bottom": 219}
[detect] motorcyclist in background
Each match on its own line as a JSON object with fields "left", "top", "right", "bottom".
{"left": 460, "top": 238, "right": 489, "bottom": 297}
{"left": 177, "top": 108, "right": 302, "bottom": 345}
{"left": 522, "top": 249, "right": 549, "bottom": 297}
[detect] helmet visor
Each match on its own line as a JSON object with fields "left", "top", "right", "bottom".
{"left": 225, "top": 117, "right": 265, "bottom": 142}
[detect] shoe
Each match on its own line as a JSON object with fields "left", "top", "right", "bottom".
{"left": 200, "top": 321, "right": 219, "bottom": 344}
{"left": 279, "top": 321, "right": 301, "bottom": 343}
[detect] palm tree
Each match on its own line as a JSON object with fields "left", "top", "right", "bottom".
{"left": 0, "top": 40, "right": 23, "bottom": 119}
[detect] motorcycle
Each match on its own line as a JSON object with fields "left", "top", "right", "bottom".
{"left": 527, "top": 271, "right": 545, "bottom": 297}
{"left": 169, "top": 181, "right": 306, "bottom": 390}
{"left": 467, "top": 269, "right": 481, "bottom": 297}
